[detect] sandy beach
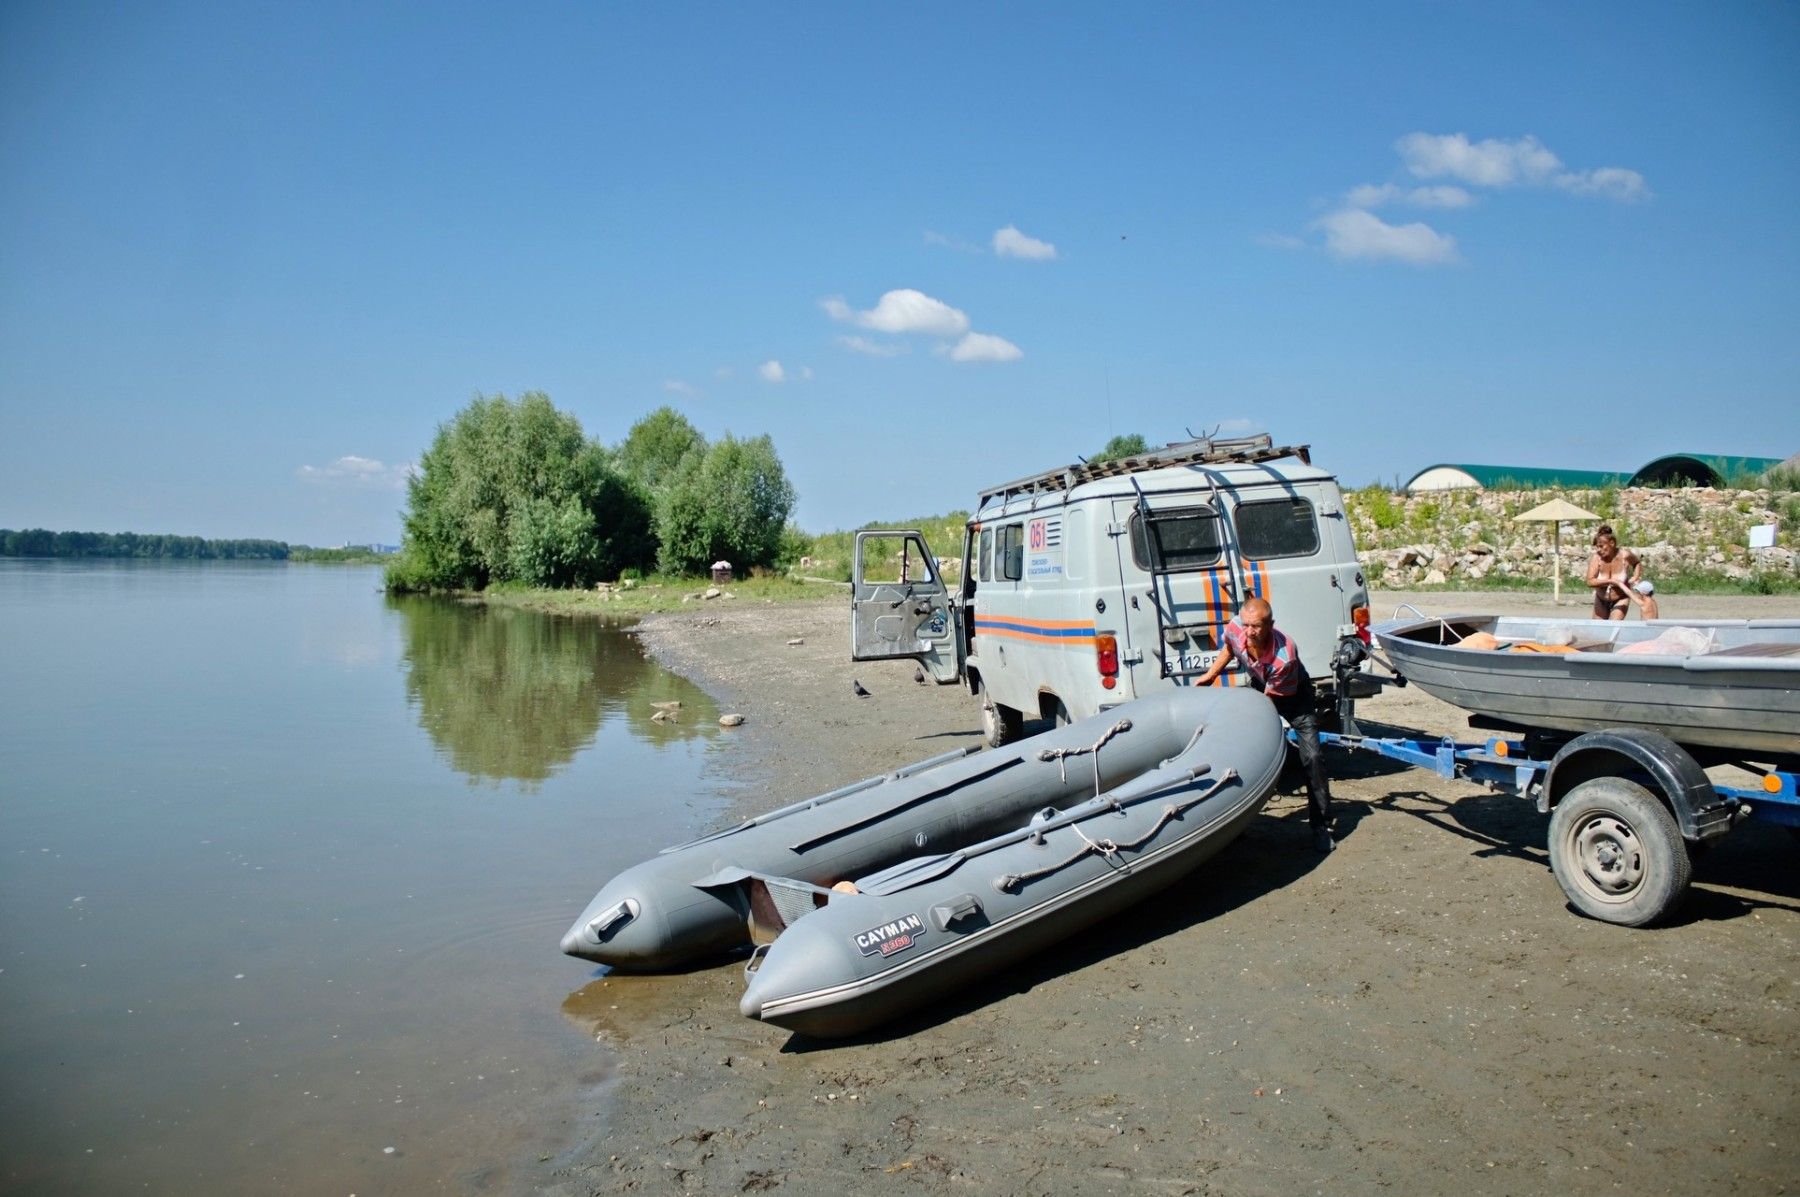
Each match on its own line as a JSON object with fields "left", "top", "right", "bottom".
{"left": 553, "top": 589, "right": 1798, "bottom": 1195}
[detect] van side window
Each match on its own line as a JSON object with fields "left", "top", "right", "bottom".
{"left": 998, "top": 524, "right": 1024, "bottom": 581}
{"left": 1236, "top": 498, "right": 1320, "bottom": 559}
{"left": 1128, "top": 507, "right": 1222, "bottom": 571}
{"left": 979, "top": 527, "right": 994, "bottom": 582}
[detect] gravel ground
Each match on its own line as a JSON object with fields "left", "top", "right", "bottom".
{"left": 551, "top": 589, "right": 1798, "bottom": 1196}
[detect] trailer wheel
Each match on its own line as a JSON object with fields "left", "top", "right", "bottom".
{"left": 1548, "top": 777, "right": 1692, "bottom": 927}
{"left": 978, "top": 684, "right": 1023, "bottom": 748}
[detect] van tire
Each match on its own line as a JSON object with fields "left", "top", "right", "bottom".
{"left": 979, "top": 686, "right": 1023, "bottom": 748}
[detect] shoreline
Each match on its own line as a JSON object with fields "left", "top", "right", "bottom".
{"left": 553, "top": 589, "right": 1798, "bottom": 1195}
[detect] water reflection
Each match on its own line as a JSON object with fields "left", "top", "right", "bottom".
{"left": 393, "top": 597, "right": 718, "bottom": 785}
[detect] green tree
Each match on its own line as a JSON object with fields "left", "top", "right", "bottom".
{"left": 615, "top": 407, "right": 706, "bottom": 497}
{"left": 388, "top": 391, "right": 651, "bottom": 591}
{"left": 1093, "top": 433, "right": 1150, "bottom": 463}
{"left": 655, "top": 434, "right": 797, "bottom": 574}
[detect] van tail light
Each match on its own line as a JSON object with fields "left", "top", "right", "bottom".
{"left": 1095, "top": 633, "right": 1120, "bottom": 690}
{"left": 1353, "top": 605, "right": 1371, "bottom": 645}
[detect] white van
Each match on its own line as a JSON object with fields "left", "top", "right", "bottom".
{"left": 850, "top": 435, "right": 1377, "bottom": 745}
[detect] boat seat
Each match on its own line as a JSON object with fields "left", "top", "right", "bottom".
{"left": 1701, "top": 642, "right": 1800, "bottom": 659}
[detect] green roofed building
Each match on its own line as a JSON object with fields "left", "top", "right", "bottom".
{"left": 1626, "top": 454, "right": 1787, "bottom": 488}
{"left": 1405, "top": 454, "right": 1789, "bottom": 493}
{"left": 1404, "top": 464, "right": 1630, "bottom": 493}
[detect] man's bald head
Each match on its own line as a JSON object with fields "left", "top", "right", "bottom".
{"left": 1240, "top": 597, "right": 1272, "bottom": 622}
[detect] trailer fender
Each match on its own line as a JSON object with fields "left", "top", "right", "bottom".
{"left": 1541, "top": 730, "right": 1735, "bottom": 843}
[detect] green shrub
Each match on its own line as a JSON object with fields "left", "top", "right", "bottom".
{"left": 654, "top": 434, "right": 797, "bottom": 575}
{"left": 390, "top": 392, "right": 653, "bottom": 592}
{"left": 1357, "top": 485, "right": 1403, "bottom": 530}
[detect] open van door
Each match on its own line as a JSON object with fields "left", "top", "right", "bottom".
{"left": 850, "top": 531, "right": 963, "bottom": 682}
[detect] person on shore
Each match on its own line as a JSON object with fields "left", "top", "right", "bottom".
{"left": 1194, "top": 597, "right": 1335, "bottom": 852}
{"left": 1585, "top": 524, "right": 1660, "bottom": 620}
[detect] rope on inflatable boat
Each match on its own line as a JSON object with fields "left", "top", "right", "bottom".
{"left": 1037, "top": 718, "right": 1133, "bottom": 793}
{"left": 994, "top": 768, "right": 1238, "bottom": 893}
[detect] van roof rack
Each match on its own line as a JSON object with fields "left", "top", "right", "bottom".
{"left": 977, "top": 434, "right": 1312, "bottom": 509}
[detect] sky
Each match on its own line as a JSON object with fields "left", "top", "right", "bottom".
{"left": 2, "top": 3, "right": 1797, "bottom": 546}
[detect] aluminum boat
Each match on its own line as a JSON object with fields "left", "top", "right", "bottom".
{"left": 1372, "top": 613, "right": 1800, "bottom": 760}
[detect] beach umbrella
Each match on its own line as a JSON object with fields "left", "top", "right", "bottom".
{"left": 1513, "top": 497, "right": 1601, "bottom": 604}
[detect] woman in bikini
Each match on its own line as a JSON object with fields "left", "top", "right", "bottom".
{"left": 1585, "top": 524, "right": 1656, "bottom": 620}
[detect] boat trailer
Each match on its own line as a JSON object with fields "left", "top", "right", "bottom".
{"left": 1303, "top": 725, "right": 1799, "bottom": 927}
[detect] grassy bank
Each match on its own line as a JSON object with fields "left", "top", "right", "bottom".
{"left": 461, "top": 482, "right": 1800, "bottom": 618}
{"left": 476, "top": 572, "right": 846, "bottom": 617}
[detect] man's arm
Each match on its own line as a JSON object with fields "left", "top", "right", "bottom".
{"left": 1193, "top": 645, "right": 1230, "bottom": 687}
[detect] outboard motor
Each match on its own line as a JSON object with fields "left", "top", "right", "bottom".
{"left": 1330, "top": 634, "right": 1369, "bottom": 736}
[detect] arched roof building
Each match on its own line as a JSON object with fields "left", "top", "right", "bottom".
{"left": 1626, "top": 454, "right": 1786, "bottom": 488}
{"left": 1404, "top": 455, "right": 1787, "bottom": 493}
{"left": 1404, "top": 464, "right": 1629, "bottom": 493}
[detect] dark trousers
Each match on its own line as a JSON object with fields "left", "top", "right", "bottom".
{"left": 1270, "top": 684, "right": 1332, "bottom": 829}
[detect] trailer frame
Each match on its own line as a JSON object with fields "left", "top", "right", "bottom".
{"left": 1304, "top": 725, "right": 1799, "bottom": 925}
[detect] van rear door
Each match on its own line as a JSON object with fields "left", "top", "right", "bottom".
{"left": 850, "top": 531, "right": 963, "bottom": 682}
{"left": 1109, "top": 495, "right": 1241, "bottom": 688}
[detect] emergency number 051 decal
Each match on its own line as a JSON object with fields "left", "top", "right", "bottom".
{"left": 1026, "top": 517, "right": 1063, "bottom": 579}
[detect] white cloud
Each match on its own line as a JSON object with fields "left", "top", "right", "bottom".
{"left": 836, "top": 334, "right": 906, "bottom": 357}
{"left": 662, "top": 379, "right": 700, "bottom": 397}
{"left": 1397, "top": 133, "right": 1650, "bottom": 203}
{"left": 1316, "top": 208, "right": 1459, "bottom": 265}
{"left": 946, "top": 332, "right": 1024, "bottom": 363}
{"left": 993, "top": 225, "right": 1058, "bottom": 260}
{"left": 1555, "top": 166, "right": 1651, "bottom": 202}
{"left": 758, "top": 360, "right": 788, "bottom": 382}
{"left": 822, "top": 289, "right": 971, "bottom": 337}
{"left": 1397, "top": 132, "right": 1563, "bottom": 187}
{"left": 713, "top": 366, "right": 734, "bottom": 380}
{"left": 1347, "top": 183, "right": 1474, "bottom": 209}
{"left": 297, "top": 455, "right": 413, "bottom": 489}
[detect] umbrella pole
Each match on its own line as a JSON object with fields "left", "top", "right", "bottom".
{"left": 1553, "top": 524, "right": 1562, "bottom": 605}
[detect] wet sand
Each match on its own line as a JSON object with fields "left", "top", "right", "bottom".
{"left": 554, "top": 590, "right": 1798, "bottom": 1195}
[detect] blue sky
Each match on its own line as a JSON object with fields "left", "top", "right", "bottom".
{"left": 2, "top": 3, "right": 1796, "bottom": 545}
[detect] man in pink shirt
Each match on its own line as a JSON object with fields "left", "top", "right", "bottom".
{"left": 1195, "top": 597, "right": 1336, "bottom": 852}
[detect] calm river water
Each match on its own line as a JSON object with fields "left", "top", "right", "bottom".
{"left": 0, "top": 560, "right": 732, "bottom": 1194}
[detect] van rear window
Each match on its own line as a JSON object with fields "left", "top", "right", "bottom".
{"left": 1236, "top": 498, "right": 1320, "bottom": 559}
{"left": 1128, "top": 508, "right": 1222, "bottom": 571}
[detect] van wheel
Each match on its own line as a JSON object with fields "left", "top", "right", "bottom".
{"left": 1548, "top": 777, "right": 1691, "bottom": 927}
{"left": 979, "top": 687, "right": 1023, "bottom": 748}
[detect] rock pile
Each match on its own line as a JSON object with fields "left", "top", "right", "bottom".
{"left": 1351, "top": 487, "right": 1796, "bottom": 587}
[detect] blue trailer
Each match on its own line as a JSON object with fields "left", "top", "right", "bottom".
{"left": 1314, "top": 707, "right": 1799, "bottom": 925}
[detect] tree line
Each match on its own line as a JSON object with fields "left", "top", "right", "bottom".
{"left": 385, "top": 392, "right": 797, "bottom": 592}
{"left": 0, "top": 530, "right": 291, "bottom": 559}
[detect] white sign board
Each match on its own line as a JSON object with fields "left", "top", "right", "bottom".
{"left": 1749, "top": 523, "right": 1777, "bottom": 549}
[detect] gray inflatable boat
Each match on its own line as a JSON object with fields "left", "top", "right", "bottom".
{"left": 562, "top": 686, "right": 1284, "bottom": 1034}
